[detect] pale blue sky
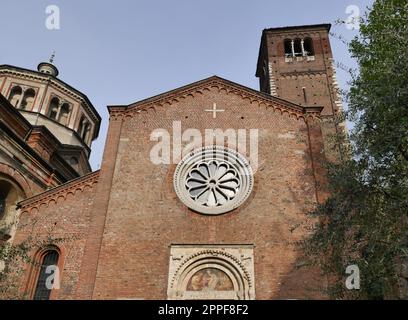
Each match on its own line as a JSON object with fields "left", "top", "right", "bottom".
{"left": 0, "top": 0, "right": 373, "bottom": 169}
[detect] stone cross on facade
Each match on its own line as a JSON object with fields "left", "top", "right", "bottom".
{"left": 205, "top": 103, "right": 224, "bottom": 119}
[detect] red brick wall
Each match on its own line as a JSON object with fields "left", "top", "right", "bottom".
{"left": 75, "top": 116, "right": 124, "bottom": 299}
{"left": 14, "top": 174, "right": 98, "bottom": 299}
{"left": 258, "top": 27, "right": 343, "bottom": 164}
{"left": 13, "top": 81, "right": 329, "bottom": 300}
{"left": 262, "top": 27, "right": 338, "bottom": 116}
{"left": 87, "top": 87, "right": 327, "bottom": 299}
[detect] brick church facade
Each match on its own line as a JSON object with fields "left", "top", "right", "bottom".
{"left": 1, "top": 24, "right": 344, "bottom": 299}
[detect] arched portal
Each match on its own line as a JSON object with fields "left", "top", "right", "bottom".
{"left": 0, "top": 175, "right": 25, "bottom": 225}
{"left": 167, "top": 245, "right": 255, "bottom": 300}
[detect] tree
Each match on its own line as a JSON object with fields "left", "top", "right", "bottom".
{"left": 304, "top": 0, "right": 408, "bottom": 299}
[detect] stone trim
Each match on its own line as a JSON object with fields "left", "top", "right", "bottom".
{"left": 167, "top": 245, "right": 255, "bottom": 300}
{"left": 268, "top": 62, "right": 278, "bottom": 96}
{"left": 173, "top": 146, "right": 254, "bottom": 215}
{"left": 279, "top": 70, "right": 328, "bottom": 77}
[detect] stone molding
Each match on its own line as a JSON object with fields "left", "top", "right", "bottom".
{"left": 167, "top": 245, "right": 255, "bottom": 300}
{"left": 173, "top": 146, "right": 254, "bottom": 215}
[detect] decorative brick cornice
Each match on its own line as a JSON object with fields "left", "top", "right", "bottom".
{"left": 263, "top": 23, "right": 331, "bottom": 34}
{"left": 107, "top": 76, "right": 323, "bottom": 122}
{"left": 18, "top": 170, "right": 100, "bottom": 214}
{"left": 280, "top": 70, "right": 327, "bottom": 77}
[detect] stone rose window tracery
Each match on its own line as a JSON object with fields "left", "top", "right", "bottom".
{"left": 174, "top": 146, "right": 254, "bottom": 215}
{"left": 186, "top": 161, "right": 240, "bottom": 207}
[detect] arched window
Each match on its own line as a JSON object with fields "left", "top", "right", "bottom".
{"left": 48, "top": 97, "right": 59, "bottom": 120}
{"left": 8, "top": 86, "right": 23, "bottom": 107}
{"left": 59, "top": 103, "right": 70, "bottom": 125}
{"left": 33, "top": 250, "right": 60, "bottom": 300}
{"left": 304, "top": 37, "right": 314, "bottom": 56}
{"left": 20, "top": 89, "right": 36, "bottom": 110}
{"left": 83, "top": 123, "right": 91, "bottom": 142}
{"left": 284, "top": 39, "right": 292, "bottom": 57}
{"left": 293, "top": 38, "right": 302, "bottom": 56}
{"left": 78, "top": 117, "right": 85, "bottom": 137}
{"left": 0, "top": 190, "right": 5, "bottom": 220}
{"left": 78, "top": 117, "right": 91, "bottom": 142}
{"left": 0, "top": 176, "right": 25, "bottom": 223}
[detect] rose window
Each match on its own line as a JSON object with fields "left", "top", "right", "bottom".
{"left": 174, "top": 146, "right": 254, "bottom": 215}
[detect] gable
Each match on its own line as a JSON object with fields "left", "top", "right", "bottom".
{"left": 107, "top": 76, "right": 323, "bottom": 121}
{"left": 87, "top": 77, "right": 326, "bottom": 300}
{"left": 103, "top": 75, "right": 325, "bottom": 179}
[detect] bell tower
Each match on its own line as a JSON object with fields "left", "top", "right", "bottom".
{"left": 256, "top": 24, "right": 343, "bottom": 117}
{"left": 256, "top": 24, "right": 346, "bottom": 164}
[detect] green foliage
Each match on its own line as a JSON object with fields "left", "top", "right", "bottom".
{"left": 304, "top": 0, "right": 408, "bottom": 299}
{"left": 0, "top": 223, "right": 66, "bottom": 299}
{"left": 0, "top": 225, "right": 33, "bottom": 299}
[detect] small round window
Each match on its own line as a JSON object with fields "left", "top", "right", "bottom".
{"left": 174, "top": 146, "right": 254, "bottom": 215}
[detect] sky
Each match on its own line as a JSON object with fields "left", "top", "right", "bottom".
{"left": 0, "top": 0, "right": 373, "bottom": 169}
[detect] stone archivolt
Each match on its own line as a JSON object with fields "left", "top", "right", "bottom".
{"left": 167, "top": 246, "right": 255, "bottom": 300}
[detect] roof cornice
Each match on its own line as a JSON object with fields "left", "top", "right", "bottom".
{"left": 18, "top": 170, "right": 100, "bottom": 213}
{"left": 263, "top": 23, "right": 331, "bottom": 33}
{"left": 0, "top": 64, "right": 101, "bottom": 139}
{"left": 107, "top": 76, "right": 323, "bottom": 120}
